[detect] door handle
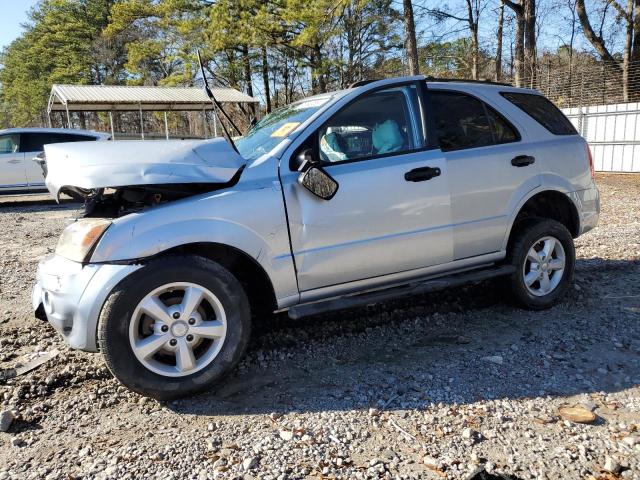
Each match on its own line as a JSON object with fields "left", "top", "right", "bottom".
{"left": 511, "top": 155, "right": 535, "bottom": 167}
{"left": 7, "top": 159, "right": 22, "bottom": 164}
{"left": 404, "top": 166, "right": 441, "bottom": 182}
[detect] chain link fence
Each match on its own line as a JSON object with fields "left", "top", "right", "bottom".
{"left": 501, "top": 60, "right": 640, "bottom": 172}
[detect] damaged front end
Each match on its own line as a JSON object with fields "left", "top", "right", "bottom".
{"left": 68, "top": 176, "right": 242, "bottom": 218}
{"left": 43, "top": 138, "right": 247, "bottom": 218}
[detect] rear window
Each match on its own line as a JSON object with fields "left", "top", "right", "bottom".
{"left": 20, "top": 132, "right": 98, "bottom": 153}
{"left": 501, "top": 92, "right": 577, "bottom": 135}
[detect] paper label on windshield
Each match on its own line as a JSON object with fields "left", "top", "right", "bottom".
{"left": 270, "top": 122, "right": 300, "bottom": 138}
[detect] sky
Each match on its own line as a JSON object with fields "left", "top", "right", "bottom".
{"left": 0, "top": 0, "right": 39, "bottom": 51}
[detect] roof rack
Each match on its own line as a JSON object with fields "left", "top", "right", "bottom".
{"left": 349, "top": 79, "right": 379, "bottom": 88}
{"left": 425, "top": 76, "right": 513, "bottom": 87}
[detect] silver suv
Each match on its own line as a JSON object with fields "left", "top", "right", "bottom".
{"left": 32, "top": 76, "right": 600, "bottom": 398}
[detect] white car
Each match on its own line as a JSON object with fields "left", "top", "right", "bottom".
{"left": 0, "top": 128, "right": 110, "bottom": 194}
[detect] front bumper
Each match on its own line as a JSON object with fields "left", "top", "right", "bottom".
{"left": 32, "top": 254, "right": 142, "bottom": 352}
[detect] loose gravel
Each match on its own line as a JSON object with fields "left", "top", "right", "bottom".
{"left": 0, "top": 175, "right": 638, "bottom": 480}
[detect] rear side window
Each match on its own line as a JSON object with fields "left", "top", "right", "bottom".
{"left": 430, "top": 91, "right": 519, "bottom": 152}
{"left": 20, "top": 132, "right": 97, "bottom": 152}
{"left": 501, "top": 92, "right": 577, "bottom": 135}
{"left": 0, "top": 134, "right": 20, "bottom": 154}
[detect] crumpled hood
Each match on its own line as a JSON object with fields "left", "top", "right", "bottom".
{"left": 44, "top": 138, "right": 246, "bottom": 199}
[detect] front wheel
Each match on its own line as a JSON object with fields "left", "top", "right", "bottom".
{"left": 506, "top": 218, "right": 576, "bottom": 310}
{"left": 97, "top": 255, "right": 251, "bottom": 399}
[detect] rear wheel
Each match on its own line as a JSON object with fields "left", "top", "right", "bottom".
{"left": 505, "top": 218, "right": 575, "bottom": 310}
{"left": 98, "top": 255, "right": 250, "bottom": 399}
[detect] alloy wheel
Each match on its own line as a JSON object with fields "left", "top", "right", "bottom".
{"left": 129, "top": 282, "right": 227, "bottom": 377}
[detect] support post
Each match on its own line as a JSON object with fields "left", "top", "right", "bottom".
{"left": 139, "top": 103, "right": 145, "bottom": 139}
{"left": 213, "top": 105, "right": 218, "bottom": 137}
{"left": 109, "top": 111, "right": 115, "bottom": 139}
{"left": 164, "top": 111, "right": 169, "bottom": 140}
{"left": 202, "top": 105, "right": 208, "bottom": 139}
{"left": 65, "top": 104, "right": 71, "bottom": 129}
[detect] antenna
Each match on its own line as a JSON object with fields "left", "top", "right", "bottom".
{"left": 197, "top": 50, "right": 242, "bottom": 152}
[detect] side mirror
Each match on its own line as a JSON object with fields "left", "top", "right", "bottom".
{"left": 298, "top": 166, "right": 339, "bottom": 200}
{"left": 293, "top": 148, "right": 316, "bottom": 172}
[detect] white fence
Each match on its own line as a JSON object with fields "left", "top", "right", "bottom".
{"left": 563, "top": 103, "right": 640, "bottom": 173}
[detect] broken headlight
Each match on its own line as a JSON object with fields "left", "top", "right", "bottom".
{"left": 55, "top": 218, "right": 112, "bottom": 262}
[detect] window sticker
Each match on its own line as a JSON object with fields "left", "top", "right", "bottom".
{"left": 270, "top": 122, "right": 301, "bottom": 138}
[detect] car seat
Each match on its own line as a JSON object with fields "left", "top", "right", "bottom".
{"left": 372, "top": 120, "right": 405, "bottom": 154}
{"left": 320, "top": 131, "right": 348, "bottom": 162}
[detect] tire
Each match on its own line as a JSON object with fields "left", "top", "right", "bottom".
{"left": 505, "top": 217, "right": 575, "bottom": 310}
{"left": 97, "top": 255, "right": 251, "bottom": 399}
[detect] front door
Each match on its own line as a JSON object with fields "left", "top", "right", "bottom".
{"left": 0, "top": 133, "right": 27, "bottom": 191}
{"left": 281, "top": 84, "right": 453, "bottom": 292}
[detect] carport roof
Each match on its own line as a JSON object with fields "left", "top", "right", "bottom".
{"left": 48, "top": 84, "right": 258, "bottom": 112}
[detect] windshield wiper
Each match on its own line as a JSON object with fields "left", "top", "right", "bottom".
{"left": 197, "top": 50, "right": 243, "bottom": 153}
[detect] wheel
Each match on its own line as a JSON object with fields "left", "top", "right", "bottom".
{"left": 97, "top": 255, "right": 250, "bottom": 399}
{"left": 505, "top": 218, "right": 575, "bottom": 310}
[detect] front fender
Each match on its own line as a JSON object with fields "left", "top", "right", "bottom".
{"left": 90, "top": 187, "right": 298, "bottom": 304}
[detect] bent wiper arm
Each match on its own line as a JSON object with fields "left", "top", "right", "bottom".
{"left": 196, "top": 50, "right": 243, "bottom": 153}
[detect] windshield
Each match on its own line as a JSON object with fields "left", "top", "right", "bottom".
{"left": 235, "top": 96, "right": 332, "bottom": 160}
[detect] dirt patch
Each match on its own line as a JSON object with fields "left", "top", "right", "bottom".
{"left": 0, "top": 174, "right": 638, "bottom": 479}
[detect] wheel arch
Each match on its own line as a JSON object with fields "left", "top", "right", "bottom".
{"left": 155, "top": 242, "right": 279, "bottom": 317}
{"left": 503, "top": 188, "right": 580, "bottom": 250}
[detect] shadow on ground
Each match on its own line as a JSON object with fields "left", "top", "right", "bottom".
{"left": 171, "top": 257, "right": 639, "bottom": 416}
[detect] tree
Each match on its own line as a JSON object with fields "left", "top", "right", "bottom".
{"left": 574, "top": 0, "right": 639, "bottom": 100}
{"left": 403, "top": 0, "right": 420, "bottom": 75}
{"left": 495, "top": 2, "right": 504, "bottom": 81}
{"left": 0, "top": 0, "right": 117, "bottom": 127}
{"left": 429, "top": 0, "right": 483, "bottom": 79}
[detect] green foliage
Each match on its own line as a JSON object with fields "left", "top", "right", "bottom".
{"left": 1, "top": 0, "right": 115, "bottom": 126}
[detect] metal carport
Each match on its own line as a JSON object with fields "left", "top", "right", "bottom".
{"left": 47, "top": 84, "right": 258, "bottom": 139}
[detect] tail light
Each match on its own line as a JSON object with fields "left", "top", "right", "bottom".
{"left": 586, "top": 143, "right": 595, "bottom": 180}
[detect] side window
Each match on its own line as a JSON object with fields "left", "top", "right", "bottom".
{"left": 0, "top": 134, "right": 20, "bottom": 154}
{"left": 19, "top": 132, "right": 94, "bottom": 152}
{"left": 317, "top": 85, "right": 424, "bottom": 163}
{"left": 430, "top": 91, "right": 519, "bottom": 152}
{"left": 20, "top": 133, "right": 50, "bottom": 153}
{"left": 486, "top": 107, "right": 519, "bottom": 144}
{"left": 501, "top": 92, "right": 577, "bottom": 135}
{"left": 52, "top": 133, "right": 97, "bottom": 143}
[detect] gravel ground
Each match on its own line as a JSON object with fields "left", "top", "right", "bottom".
{"left": 0, "top": 175, "right": 638, "bottom": 480}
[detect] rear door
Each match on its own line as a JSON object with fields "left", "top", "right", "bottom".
{"left": 281, "top": 83, "right": 453, "bottom": 292}
{"left": 429, "top": 89, "right": 540, "bottom": 260}
{"left": 0, "top": 133, "right": 27, "bottom": 191}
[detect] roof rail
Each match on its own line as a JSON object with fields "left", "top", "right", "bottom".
{"left": 425, "top": 76, "right": 513, "bottom": 87}
{"left": 349, "top": 79, "right": 379, "bottom": 88}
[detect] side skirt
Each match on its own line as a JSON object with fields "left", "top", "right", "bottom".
{"left": 286, "top": 264, "right": 515, "bottom": 320}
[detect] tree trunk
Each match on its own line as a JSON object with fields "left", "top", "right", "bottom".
{"left": 261, "top": 46, "right": 271, "bottom": 113}
{"left": 514, "top": 11, "right": 525, "bottom": 86}
{"left": 471, "top": 24, "right": 479, "bottom": 79}
{"left": 575, "top": 0, "right": 622, "bottom": 71}
{"left": 311, "top": 44, "right": 327, "bottom": 94}
{"left": 623, "top": 0, "right": 634, "bottom": 101}
{"left": 631, "top": 0, "right": 640, "bottom": 100}
{"left": 496, "top": 3, "right": 504, "bottom": 81}
{"left": 403, "top": 0, "right": 420, "bottom": 75}
{"left": 504, "top": 0, "right": 525, "bottom": 86}
{"left": 241, "top": 44, "right": 255, "bottom": 115}
{"left": 523, "top": 0, "right": 537, "bottom": 87}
